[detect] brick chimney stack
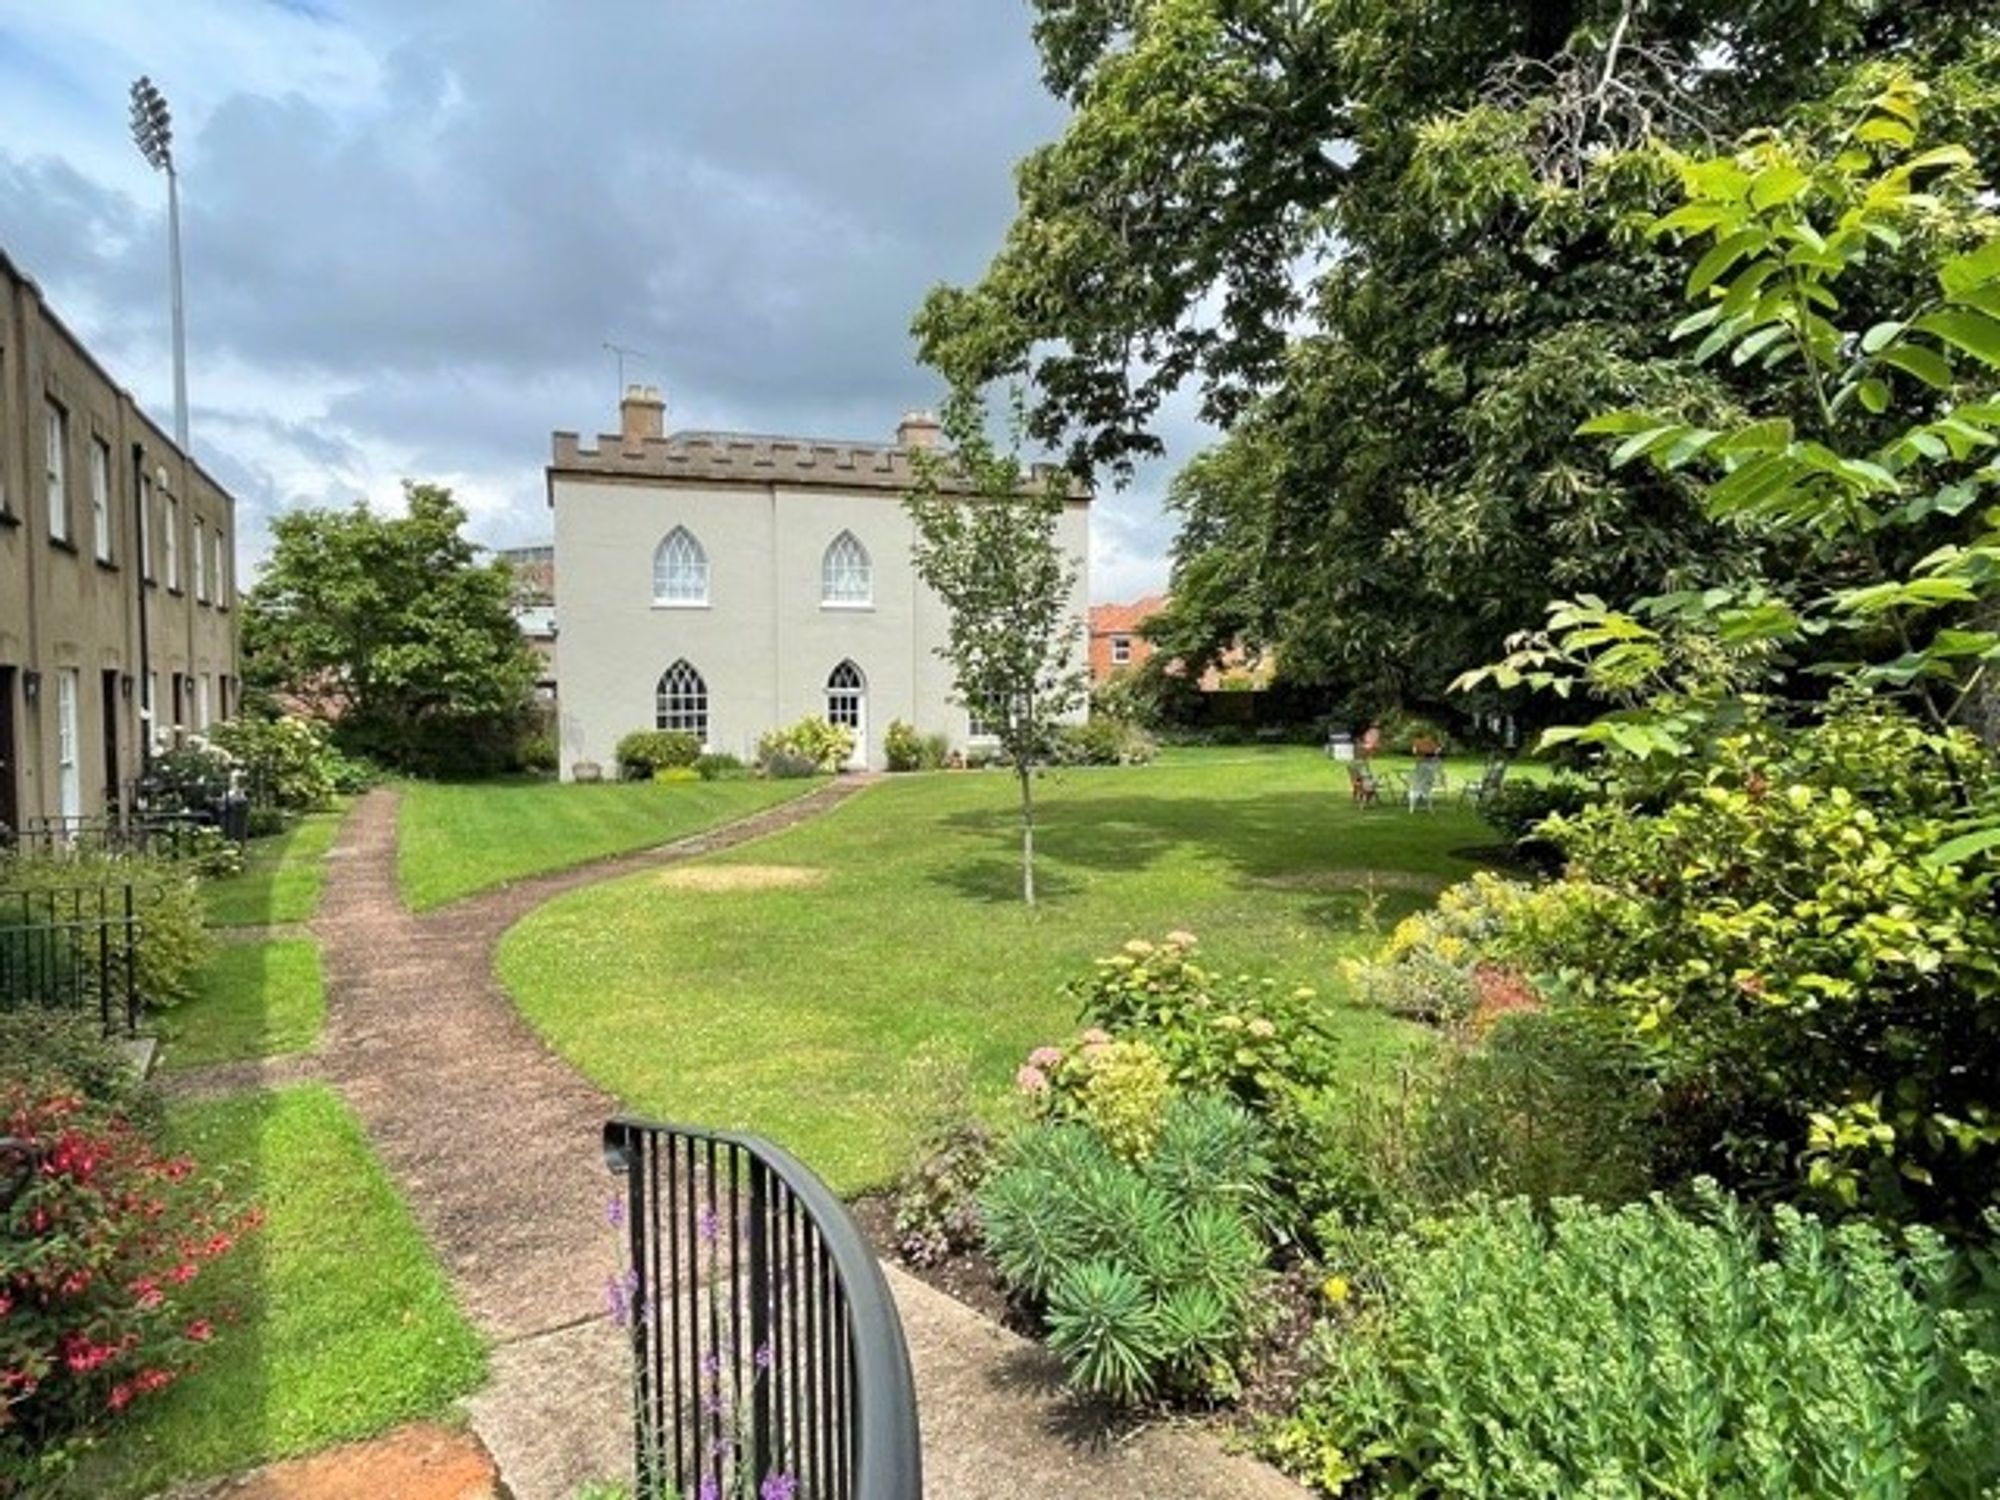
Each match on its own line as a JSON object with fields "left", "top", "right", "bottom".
{"left": 620, "top": 385, "right": 665, "bottom": 447}
{"left": 896, "top": 409, "right": 941, "bottom": 451}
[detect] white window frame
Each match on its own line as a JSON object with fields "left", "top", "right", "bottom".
{"left": 164, "top": 492, "right": 181, "bottom": 590}
{"left": 89, "top": 437, "right": 112, "bottom": 562}
{"left": 196, "top": 674, "right": 211, "bottom": 730}
{"left": 193, "top": 516, "right": 208, "bottom": 602}
{"left": 213, "top": 528, "right": 228, "bottom": 607}
{"left": 655, "top": 659, "right": 709, "bottom": 741}
{"left": 138, "top": 471, "right": 153, "bottom": 579}
{"left": 651, "top": 527, "right": 709, "bottom": 606}
{"left": 1111, "top": 635, "right": 1133, "bottom": 666}
{"left": 826, "top": 660, "right": 865, "bottom": 764}
{"left": 820, "top": 530, "right": 873, "bottom": 607}
{"left": 44, "top": 401, "right": 68, "bottom": 542}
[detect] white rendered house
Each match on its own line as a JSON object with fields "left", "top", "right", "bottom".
{"left": 547, "top": 388, "right": 1092, "bottom": 775}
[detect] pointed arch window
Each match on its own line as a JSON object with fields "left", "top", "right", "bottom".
{"left": 653, "top": 526, "right": 709, "bottom": 605}
{"left": 655, "top": 659, "right": 709, "bottom": 741}
{"left": 821, "top": 529, "right": 872, "bottom": 606}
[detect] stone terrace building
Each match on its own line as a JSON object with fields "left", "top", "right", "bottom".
{"left": 0, "top": 249, "right": 240, "bottom": 828}
{"left": 548, "top": 388, "right": 1090, "bottom": 774}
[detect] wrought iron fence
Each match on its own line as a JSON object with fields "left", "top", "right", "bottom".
{"left": 603, "top": 1117, "right": 922, "bottom": 1500}
{"left": 0, "top": 884, "right": 144, "bottom": 1035}
{"left": 0, "top": 811, "right": 210, "bottom": 861}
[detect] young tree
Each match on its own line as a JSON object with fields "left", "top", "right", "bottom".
{"left": 243, "top": 482, "right": 540, "bottom": 774}
{"left": 906, "top": 393, "right": 1089, "bottom": 905}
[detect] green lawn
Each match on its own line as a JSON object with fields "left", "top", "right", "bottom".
{"left": 396, "top": 777, "right": 819, "bottom": 912}
{"left": 71, "top": 1086, "right": 487, "bottom": 1498}
{"left": 202, "top": 810, "right": 346, "bottom": 927}
{"left": 159, "top": 940, "right": 326, "bottom": 1072}
{"left": 499, "top": 750, "right": 1497, "bottom": 1191}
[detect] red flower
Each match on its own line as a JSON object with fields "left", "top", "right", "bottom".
{"left": 167, "top": 1262, "right": 198, "bottom": 1285}
{"left": 184, "top": 1318, "right": 214, "bottom": 1343}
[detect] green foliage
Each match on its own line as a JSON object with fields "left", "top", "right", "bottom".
{"left": 142, "top": 740, "right": 235, "bottom": 814}
{"left": 1273, "top": 1187, "right": 2000, "bottom": 1497}
{"left": 1368, "top": 710, "right": 1453, "bottom": 758}
{"left": 1070, "top": 932, "right": 1339, "bottom": 1110}
{"left": 884, "top": 719, "right": 925, "bottom": 772}
{"left": 692, "top": 752, "right": 747, "bottom": 781}
{"left": 1049, "top": 717, "right": 1157, "bottom": 766}
{"left": 980, "top": 1096, "right": 1275, "bottom": 1402}
{"left": 1477, "top": 775, "right": 1597, "bottom": 867}
{"left": 0, "top": 1010, "right": 153, "bottom": 1123}
{"left": 242, "top": 483, "right": 541, "bottom": 776}
{"left": 905, "top": 389, "right": 1089, "bottom": 905}
{"left": 0, "top": 853, "right": 212, "bottom": 1010}
{"left": 0, "top": 1083, "right": 256, "bottom": 1492}
{"left": 920, "top": 4, "right": 1998, "bottom": 710}
{"left": 1302, "top": 1011, "right": 1658, "bottom": 1225}
{"left": 614, "top": 730, "right": 701, "bottom": 779}
{"left": 1020, "top": 1034, "right": 1176, "bottom": 1163}
{"left": 518, "top": 725, "right": 558, "bottom": 776}
{"left": 889, "top": 1043, "right": 997, "bottom": 1267}
{"left": 206, "top": 716, "right": 340, "bottom": 812}
{"left": 1540, "top": 705, "right": 2000, "bottom": 1224}
{"left": 755, "top": 716, "right": 853, "bottom": 775}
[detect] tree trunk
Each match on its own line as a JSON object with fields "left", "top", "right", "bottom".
{"left": 1018, "top": 761, "right": 1036, "bottom": 906}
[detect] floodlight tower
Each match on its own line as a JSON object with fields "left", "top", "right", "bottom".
{"left": 129, "top": 76, "right": 188, "bottom": 450}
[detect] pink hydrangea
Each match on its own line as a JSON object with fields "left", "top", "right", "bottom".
{"left": 1015, "top": 1064, "right": 1049, "bottom": 1094}
{"left": 1028, "top": 1046, "right": 1065, "bottom": 1070}
{"left": 1079, "top": 1028, "right": 1112, "bottom": 1046}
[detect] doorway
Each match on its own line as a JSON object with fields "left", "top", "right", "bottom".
{"left": 825, "top": 661, "right": 866, "bottom": 769}
{"left": 56, "top": 669, "right": 81, "bottom": 821}
{"left": 101, "top": 669, "right": 122, "bottom": 817}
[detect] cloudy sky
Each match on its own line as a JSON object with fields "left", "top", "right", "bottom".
{"left": 0, "top": 0, "right": 1198, "bottom": 598}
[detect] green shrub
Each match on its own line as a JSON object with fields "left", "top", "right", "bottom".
{"left": 142, "top": 740, "right": 235, "bottom": 813}
{"left": 651, "top": 766, "right": 700, "bottom": 785}
{"left": 1539, "top": 705, "right": 2000, "bottom": 1225}
{"left": 889, "top": 1043, "right": 997, "bottom": 1267}
{"left": 207, "top": 716, "right": 340, "bottom": 811}
{"left": 920, "top": 732, "right": 950, "bottom": 770}
{"left": 1071, "top": 933, "right": 1339, "bottom": 1110}
{"left": 245, "top": 806, "right": 288, "bottom": 839}
{"left": 1300, "top": 1011, "right": 1656, "bottom": 1225}
{"left": 1272, "top": 1186, "right": 2000, "bottom": 1497}
{"left": 1020, "top": 1034, "right": 1176, "bottom": 1162}
{"left": 759, "top": 750, "right": 820, "bottom": 780}
{"left": 756, "top": 716, "right": 853, "bottom": 774}
{"left": 693, "top": 751, "right": 747, "bottom": 781}
{"left": 1477, "top": 775, "right": 1596, "bottom": 869}
{"left": 0, "top": 853, "right": 211, "bottom": 1010}
{"left": 980, "top": 1096, "right": 1275, "bottom": 1403}
{"left": 614, "top": 730, "right": 701, "bottom": 779}
{"left": 322, "top": 745, "right": 379, "bottom": 795}
{"left": 1049, "top": 717, "right": 1158, "bottom": 767}
{"left": 1370, "top": 708, "right": 1453, "bottom": 757}
{"left": 884, "top": 719, "right": 925, "bottom": 773}
{"left": 519, "top": 725, "right": 559, "bottom": 775}
{"left": 0, "top": 1010, "right": 153, "bottom": 1122}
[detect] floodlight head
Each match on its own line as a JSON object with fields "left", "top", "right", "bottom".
{"left": 128, "top": 76, "right": 173, "bottom": 171}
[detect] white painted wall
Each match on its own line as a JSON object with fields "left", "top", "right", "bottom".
{"left": 552, "top": 474, "right": 1090, "bottom": 774}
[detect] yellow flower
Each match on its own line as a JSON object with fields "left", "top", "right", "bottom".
{"left": 1123, "top": 939, "right": 1156, "bottom": 957}
{"left": 1293, "top": 986, "right": 1318, "bottom": 1001}
{"left": 1320, "top": 1275, "right": 1350, "bottom": 1305}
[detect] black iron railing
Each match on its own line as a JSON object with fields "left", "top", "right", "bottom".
{"left": 603, "top": 1117, "right": 923, "bottom": 1500}
{"left": 1, "top": 811, "right": 209, "bottom": 861}
{"left": 0, "top": 884, "right": 144, "bottom": 1035}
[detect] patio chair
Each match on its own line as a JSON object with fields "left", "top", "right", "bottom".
{"left": 1347, "top": 760, "right": 1382, "bottom": 806}
{"left": 1407, "top": 757, "right": 1443, "bottom": 812}
{"left": 1460, "top": 756, "right": 1509, "bottom": 810}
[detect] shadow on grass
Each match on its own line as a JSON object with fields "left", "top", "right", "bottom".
{"left": 929, "top": 787, "right": 1487, "bottom": 911}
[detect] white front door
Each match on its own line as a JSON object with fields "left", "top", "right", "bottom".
{"left": 56, "top": 669, "right": 80, "bottom": 819}
{"left": 826, "top": 661, "right": 865, "bottom": 769}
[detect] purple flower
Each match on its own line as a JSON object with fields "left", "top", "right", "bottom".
{"left": 606, "top": 1194, "right": 625, "bottom": 1229}
{"left": 754, "top": 1340, "right": 774, "bottom": 1372}
{"left": 698, "top": 1479, "right": 721, "bottom": 1500}
{"left": 697, "top": 1206, "right": 720, "bottom": 1245}
{"left": 760, "top": 1472, "right": 798, "bottom": 1500}
{"left": 605, "top": 1271, "right": 637, "bottom": 1327}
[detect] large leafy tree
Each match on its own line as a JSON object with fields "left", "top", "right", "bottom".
{"left": 918, "top": 0, "right": 1999, "bottom": 711}
{"left": 243, "top": 483, "right": 540, "bottom": 774}
{"left": 907, "top": 394, "right": 1089, "bottom": 906}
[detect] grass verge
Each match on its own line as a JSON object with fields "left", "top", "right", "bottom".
{"left": 159, "top": 940, "right": 326, "bottom": 1072}
{"left": 500, "top": 750, "right": 1484, "bottom": 1191}
{"left": 70, "top": 1085, "right": 487, "bottom": 1498}
{"left": 202, "top": 810, "right": 346, "bottom": 928}
{"left": 396, "top": 777, "right": 819, "bottom": 912}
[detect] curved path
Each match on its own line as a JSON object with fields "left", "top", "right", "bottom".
{"left": 194, "top": 779, "right": 1305, "bottom": 1500}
